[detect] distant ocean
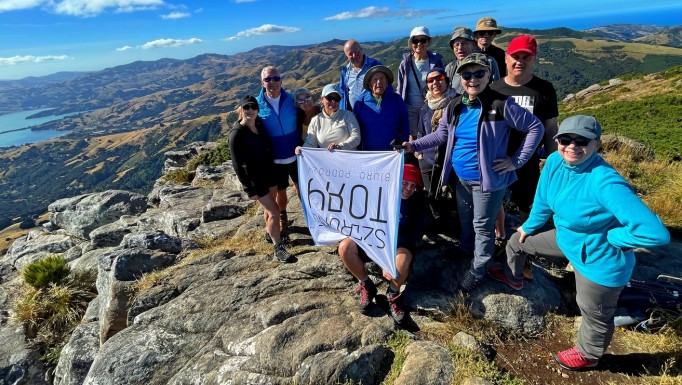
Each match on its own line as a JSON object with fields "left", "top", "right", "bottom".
{"left": 0, "top": 109, "right": 74, "bottom": 148}
{"left": 515, "top": 7, "right": 682, "bottom": 30}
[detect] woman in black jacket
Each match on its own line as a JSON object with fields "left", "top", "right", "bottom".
{"left": 229, "top": 95, "right": 293, "bottom": 263}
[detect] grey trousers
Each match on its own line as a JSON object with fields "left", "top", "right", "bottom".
{"left": 503, "top": 226, "right": 565, "bottom": 284}
{"left": 575, "top": 269, "right": 624, "bottom": 360}
{"left": 505, "top": 228, "right": 624, "bottom": 360}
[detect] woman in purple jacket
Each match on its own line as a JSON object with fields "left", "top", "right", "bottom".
{"left": 403, "top": 53, "right": 544, "bottom": 293}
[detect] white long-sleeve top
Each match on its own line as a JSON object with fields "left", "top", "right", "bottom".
{"left": 302, "top": 109, "right": 361, "bottom": 150}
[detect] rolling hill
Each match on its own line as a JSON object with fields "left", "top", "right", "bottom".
{"left": 1, "top": 25, "right": 682, "bottom": 226}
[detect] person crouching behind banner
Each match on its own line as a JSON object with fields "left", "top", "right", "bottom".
{"left": 338, "top": 164, "right": 428, "bottom": 323}
{"left": 229, "top": 95, "right": 294, "bottom": 263}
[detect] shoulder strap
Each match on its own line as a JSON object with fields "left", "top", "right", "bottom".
{"left": 409, "top": 56, "right": 424, "bottom": 92}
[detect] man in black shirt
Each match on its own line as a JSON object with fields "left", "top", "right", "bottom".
{"left": 473, "top": 17, "right": 506, "bottom": 77}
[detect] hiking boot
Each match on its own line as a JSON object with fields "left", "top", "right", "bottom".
{"left": 273, "top": 242, "right": 293, "bottom": 263}
{"left": 355, "top": 279, "right": 377, "bottom": 314}
{"left": 386, "top": 290, "right": 405, "bottom": 323}
{"left": 280, "top": 211, "right": 289, "bottom": 235}
{"left": 264, "top": 232, "right": 273, "bottom": 244}
{"left": 554, "top": 347, "right": 598, "bottom": 371}
{"left": 460, "top": 270, "right": 484, "bottom": 293}
{"left": 488, "top": 265, "right": 523, "bottom": 290}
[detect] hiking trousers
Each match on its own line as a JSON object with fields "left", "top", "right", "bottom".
{"left": 574, "top": 269, "right": 624, "bottom": 360}
{"left": 504, "top": 225, "right": 565, "bottom": 284}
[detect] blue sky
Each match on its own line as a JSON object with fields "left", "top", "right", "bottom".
{"left": 0, "top": 0, "right": 681, "bottom": 80}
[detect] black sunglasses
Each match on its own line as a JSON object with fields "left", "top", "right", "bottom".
{"left": 426, "top": 74, "right": 445, "bottom": 83}
{"left": 325, "top": 94, "right": 341, "bottom": 103}
{"left": 475, "top": 31, "right": 496, "bottom": 37}
{"left": 557, "top": 135, "right": 591, "bottom": 146}
{"left": 460, "top": 69, "right": 487, "bottom": 80}
{"left": 296, "top": 95, "right": 312, "bottom": 104}
{"left": 242, "top": 103, "right": 258, "bottom": 111}
{"left": 411, "top": 37, "right": 429, "bottom": 45}
{"left": 262, "top": 76, "right": 281, "bottom": 83}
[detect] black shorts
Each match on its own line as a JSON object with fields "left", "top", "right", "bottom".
{"left": 244, "top": 174, "right": 277, "bottom": 198}
{"left": 273, "top": 161, "right": 299, "bottom": 190}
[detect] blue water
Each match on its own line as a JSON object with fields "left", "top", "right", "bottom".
{"left": 0, "top": 109, "right": 76, "bottom": 148}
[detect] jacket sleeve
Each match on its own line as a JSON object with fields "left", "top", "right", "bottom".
{"left": 228, "top": 128, "right": 252, "bottom": 189}
{"left": 339, "top": 67, "right": 350, "bottom": 111}
{"left": 504, "top": 97, "right": 544, "bottom": 169}
{"left": 598, "top": 170, "right": 671, "bottom": 249}
{"left": 397, "top": 58, "right": 407, "bottom": 98}
{"left": 398, "top": 97, "right": 410, "bottom": 142}
{"left": 302, "top": 116, "right": 321, "bottom": 148}
{"left": 417, "top": 104, "right": 428, "bottom": 139}
{"left": 338, "top": 113, "right": 361, "bottom": 150}
{"left": 411, "top": 104, "right": 449, "bottom": 152}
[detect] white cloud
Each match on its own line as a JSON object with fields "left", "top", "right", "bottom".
{"left": 161, "top": 11, "right": 189, "bottom": 19}
{"left": 116, "top": 45, "right": 132, "bottom": 51}
{"left": 323, "top": 6, "right": 446, "bottom": 21}
{"left": 54, "top": 0, "right": 164, "bottom": 16}
{"left": 0, "top": 0, "right": 44, "bottom": 12}
{"left": 139, "top": 38, "right": 202, "bottom": 49}
{"left": 226, "top": 24, "right": 300, "bottom": 41}
{"left": 0, "top": 54, "right": 69, "bottom": 65}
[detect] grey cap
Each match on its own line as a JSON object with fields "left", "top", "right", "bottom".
{"left": 456, "top": 53, "right": 491, "bottom": 73}
{"left": 449, "top": 26, "right": 475, "bottom": 48}
{"left": 554, "top": 115, "right": 602, "bottom": 139}
{"left": 321, "top": 84, "right": 341, "bottom": 97}
{"left": 363, "top": 65, "right": 394, "bottom": 90}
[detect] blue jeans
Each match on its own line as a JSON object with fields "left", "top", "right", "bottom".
{"left": 456, "top": 178, "right": 505, "bottom": 277}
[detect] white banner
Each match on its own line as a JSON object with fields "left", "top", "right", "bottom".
{"left": 297, "top": 148, "right": 403, "bottom": 278}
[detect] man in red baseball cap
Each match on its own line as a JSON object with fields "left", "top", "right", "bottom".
{"left": 338, "top": 164, "right": 427, "bottom": 323}
{"left": 490, "top": 34, "right": 559, "bottom": 274}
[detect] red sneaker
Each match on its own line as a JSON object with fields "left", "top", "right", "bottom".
{"left": 554, "top": 347, "right": 598, "bottom": 370}
{"left": 488, "top": 265, "right": 523, "bottom": 290}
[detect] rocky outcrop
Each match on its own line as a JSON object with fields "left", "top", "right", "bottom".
{"left": 2, "top": 141, "right": 676, "bottom": 385}
{"left": 48, "top": 190, "right": 148, "bottom": 239}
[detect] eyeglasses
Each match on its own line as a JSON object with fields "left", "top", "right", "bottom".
{"left": 296, "top": 95, "right": 312, "bottom": 104}
{"left": 460, "top": 70, "right": 487, "bottom": 80}
{"left": 325, "top": 94, "right": 341, "bottom": 103}
{"left": 426, "top": 74, "right": 445, "bottom": 83}
{"left": 242, "top": 103, "right": 258, "bottom": 111}
{"left": 411, "top": 37, "right": 429, "bottom": 45}
{"left": 556, "top": 135, "right": 591, "bottom": 146}
{"left": 475, "top": 31, "right": 496, "bottom": 37}
{"left": 262, "top": 76, "right": 281, "bottom": 83}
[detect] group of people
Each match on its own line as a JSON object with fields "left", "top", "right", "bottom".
{"left": 228, "top": 16, "right": 670, "bottom": 371}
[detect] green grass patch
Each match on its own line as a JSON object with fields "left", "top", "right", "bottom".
{"left": 22, "top": 255, "right": 70, "bottom": 289}
{"left": 381, "top": 330, "right": 412, "bottom": 385}
{"left": 448, "top": 344, "right": 524, "bottom": 385}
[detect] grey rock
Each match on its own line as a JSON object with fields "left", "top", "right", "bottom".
{"left": 70, "top": 247, "right": 115, "bottom": 274}
{"left": 461, "top": 376, "right": 494, "bottom": 385}
{"left": 201, "top": 189, "right": 253, "bottom": 223}
{"left": 121, "top": 231, "right": 193, "bottom": 253}
{"left": 53, "top": 322, "right": 100, "bottom": 385}
{"left": 84, "top": 296, "right": 100, "bottom": 322}
{"left": 294, "top": 344, "right": 389, "bottom": 385}
{"left": 222, "top": 166, "right": 243, "bottom": 192}
{"left": 192, "top": 163, "right": 230, "bottom": 186}
{"left": 49, "top": 190, "right": 147, "bottom": 239}
{"left": 608, "top": 78, "right": 623, "bottom": 86}
{"left": 395, "top": 341, "right": 454, "bottom": 385}
{"left": 89, "top": 221, "right": 134, "bottom": 248}
{"left": 137, "top": 185, "right": 213, "bottom": 238}
{"left": 163, "top": 149, "right": 196, "bottom": 172}
{"left": 189, "top": 217, "right": 248, "bottom": 241}
{"left": 63, "top": 245, "right": 83, "bottom": 261}
{"left": 97, "top": 248, "right": 176, "bottom": 343}
{"left": 2, "top": 233, "right": 78, "bottom": 271}
{"left": 451, "top": 332, "right": 495, "bottom": 361}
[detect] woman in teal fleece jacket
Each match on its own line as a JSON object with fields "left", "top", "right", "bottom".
{"left": 495, "top": 115, "right": 670, "bottom": 371}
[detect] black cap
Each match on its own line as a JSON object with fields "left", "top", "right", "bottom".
{"left": 241, "top": 95, "right": 258, "bottom": 107}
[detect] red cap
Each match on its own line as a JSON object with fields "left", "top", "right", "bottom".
{"left": 507, "top": 35, "right": 537, "bottom": 56}
{"left": 403, "top": 164, "right": 423, "bottom": 187}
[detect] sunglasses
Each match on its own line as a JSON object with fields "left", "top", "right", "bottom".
{"left": 262, "top": 76, "right": 281, "bottom": 83}
{"left": 460, "top": 69, "right": 487, "bottom": 80}
{"left": 296, "top": 95, "right": 312, "bottom": 104}
{"left": 475, "top": 31, "right": 496, "bottom": 37}
{"left": 426, "top": 74, "right": 445, "bottom": 83}
{"left": 325, "top": 94, "right": 341, "bottom": 103}
{"left": 242, "top": 103, "right": 258, "bottom": 111}
{"left": 411, "top": 37, "right": 429, "bottom": 45}
{"left": 556, "top": 135, "right": 591, "bottom": 146}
